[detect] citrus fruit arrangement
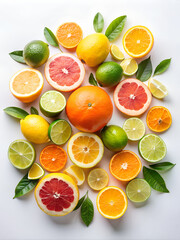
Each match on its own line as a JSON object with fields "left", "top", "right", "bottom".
{"left": 5, "top": 12, "right": 175, "bottom": 226}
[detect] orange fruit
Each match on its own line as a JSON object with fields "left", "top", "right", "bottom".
{"left": 66, "top": 86, "right": 113, "bottom": 132}
{"left": 96, "top": 186, "right": 128, "bottom": 219}
{"left": 9, "top": 68, "right": 43, "bottom": 103}
{"left": 146, "top": 106, "right": 172, "bottom": 132}
{"left": 123, "top": 26, "right": 154, "bottom": 58}
{"left": 109, "top": 150, "right": 142, "bottom": 181}
{"left": 40, "top": 145, "right": 67, "bottom": 172}
{"left": 56, "top": 22, "right": 83, "bottom": 49}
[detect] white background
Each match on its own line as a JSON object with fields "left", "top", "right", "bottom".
{"left": 0, "top": 0, "right": 180, "bottom": 239}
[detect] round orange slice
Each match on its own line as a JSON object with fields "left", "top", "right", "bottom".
{"left": 146, "top": 106, "right": 172, "bottom": 132}
{"left": 109, "top": 150, "right": 142, "bottom": 181}
{"left": 123, "top": 26, "right": 154, "bottom": 58}
{"left": 9, "top": 68, "right": 43, "bottom": 103}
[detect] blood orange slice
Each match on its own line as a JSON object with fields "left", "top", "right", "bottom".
{"left": 114, "top": 78, "right": 152, "bottom": 116}
{"left": 34, "top": 173, "right": 79, "bottom": 216}
{"left": 45, "top": 53, "right": 85, "bottom": 92}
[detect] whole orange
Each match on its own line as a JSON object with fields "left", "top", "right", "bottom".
{"left": 66, "top": 86, "right": 113, "bottom": 132}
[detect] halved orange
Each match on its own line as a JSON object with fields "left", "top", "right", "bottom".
{"left": 40, "top": 145, "right": 67, "bottom": 172}
{"left": 123, "top": 26, "right": 154, "bottom": 58}
{"left": 9, "top": 68, "right": 44, "bottom": 103}
{"left": 146, "top": 106, "right": 172, "bottom": 132}
{"left": 109, "top": 150, "right": 142, "bottom": 181}
{"left": 56, "top": 22, "right": 83, "bottom": 49}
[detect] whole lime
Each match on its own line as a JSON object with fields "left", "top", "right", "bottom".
{"left": 96, "top": 62, "right": 123, "bottom": 87}
{"left": 23, "top": 40, "right": 49, "bottom": 68}
{"left": 101, "top": 125, "right": 128, "bottom": 151}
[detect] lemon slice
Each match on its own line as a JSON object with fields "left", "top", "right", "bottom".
{"left": 148, "top": 78, "right": 168, "bottom": 99}
{"left": 110, "top": 44, "right": 125, "bottom": 61}
{"left": 28, "top": 163, "right": 45, "bottom": 180}
{"left": 88, "top": 168, "right": 109, "bottom": 191}
{"left": 123, "top": 118, "right": 145, "bottom": 141}
{"left": 63, "top": 165, "right": 85, "bottom": 186}
{"left": 120, "top": 58, "right": 138, "bottom": 76}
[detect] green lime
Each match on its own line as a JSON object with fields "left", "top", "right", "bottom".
{"left": 48, "top": 119, "right": 72, "bottom": 145}
{"left": 8, "top": 139, "right": 35, "bottom": 170}
{"left": 126, "top": 178, "right": 151, "bottom": 203}
{"left": 138, "top": 134, "right": 167, "bottom": 162}
{"left": 95, "top": 61, "right": 123, "bottom": 87}
{"left": 28, "top": 163, "right": 45, "bottom": 180}
{"left": 101, "top": 125, "right": 128, "bottom": 151}
{"left": 123, "top": 118, "right": 145, "bottom": 141}
{"left": 120, "top": 58, "right": 138, "bottom": 76}
{"left": 23, "top": 40, "right": 49, "bottom": 68}
{"left": 40, "top": 90, "right": 66, "bottom": 117}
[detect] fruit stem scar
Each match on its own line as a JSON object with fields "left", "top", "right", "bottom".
{"left": 81, "top": 59, "right": 85, "bottom": 64}
{"left": 88, "top": 103, "right": 92, "bottom": 107}
{"left": 158, "top": 119, "right": 162, "bottom": 124}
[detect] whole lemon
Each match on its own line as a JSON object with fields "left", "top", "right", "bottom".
{"left": 20, "top": 115, "right": 50, "bottom": 144}
{"left": 76, "top": 33, "right": 110, "bottom": 67}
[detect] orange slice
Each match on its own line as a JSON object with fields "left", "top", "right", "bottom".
{"left": 9, "top": 68, "right": 44, "bottom": 103}
{"left": 96, "top": 186, "right": 128, "bottom": 219}
{"left": 146, "top": 106, "right": 172, "bottom": 132}
{"left": 56, "top": 22, "right": 83, "bottom": 49}
{"left": 109, "top": 150, "right": 142, "bottom": 181}
{"left": 123, "top": 26, "right": 154, "bottom": 58}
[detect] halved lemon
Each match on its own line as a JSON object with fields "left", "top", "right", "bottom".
{"left": 87, "top": 168, "right": 109, "bottom": 191}
{"left": 148, "top": 78, "right": 168, "bottom": 99}
{"left": 63, "top": 165, "right": 85, "bottom": 186}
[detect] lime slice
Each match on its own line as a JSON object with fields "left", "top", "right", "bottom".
{"left": 8, "top": 139, "right": 35, "bottom": 169}
{"left": 126, "top": 178, "right": 151, "bottom": 203}
{"left": 87, "top": 168, "right": 109, "bottom": 191}
{"left": 40, "top": 90, "right": 66, "bottom": 117}
{"left": 48, "top": 119, "right": 72, "bottom": 145}
{"left": 139, "top": 134, "right": 167, "bottom": 162}
{"left": 28, "top": 163, "right": 45, "bottom": 180}
{"left": 110, "top": 44, "right": 125, "bottom": 61}
{"left": 148, "top": 78, "right": 168, "bottom": 99}
{"left": 120, "top": 58, "right": 138, "bottom": 76}
{"left": 63, "top": 165, "right": 85, "bottom": 186}
{"left": 123, "top": 118, "right": 145, "bottom": 141}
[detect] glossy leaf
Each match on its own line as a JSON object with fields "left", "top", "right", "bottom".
{"left": 93, "top": 12, "right": 104, "bottom": 33}
{"left": 73, "top": 194, "right": 86, "bottom": 211}
{"left": 9, "top": 51, "right": 26, "bottom": 64}
{"left": 4, "top": 107, "right": 29, "bottom": 119}
{"left": 44, "top": 27, "right": 60, "bottom": 48}
{"left": 30, "top": 106, "right": 39, "bottom": 115}
{"left": 136, "top": 56, "right": 152, "bottom": 82}
{"left": 154, "top": 58, "right": 171, "bottom": 76}
{"left": 89, "top": 73, "right": 98, "bottom": 86}
{"left": 150, "top": 162, "right": 175, "bottom": 171}
{"left": 81, "top": 194, "right": 94, "bottom": 226}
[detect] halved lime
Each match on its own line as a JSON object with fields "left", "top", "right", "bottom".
{"left": 28, "top": 163, "right": 45, "bottom": 180}
{"left": 110, "top": 44, "right": 125, "bottom": 61}
{"left": 126, "top": 178, "right": 151, "bottom": 203}
{"left": 48, "top": 119, "right": 72, "bottom": 145}
{"left": 120, "top": 58, "right": 138, "bottom": 76}
{"left": 40, "top": 90, "right": 66, "bottom": 117}
{"left": 139, "top": 134, "right": 167, "bottom": 162}
{"left": 123, "top": 118, "right": 145, "bottom": 141}
{"left": 8, "top": 139, "right": 35, "bottom": 169}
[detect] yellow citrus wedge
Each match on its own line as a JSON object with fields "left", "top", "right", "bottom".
{"left": 148, "top": 78, "right": 168, "bottom": 99}
{"left": 110, "top": 44, "right": 125, "bottom": 61}
{"left": 63, "top": 165, "right": 85, "bottom": 186}
{"left": 87, "top": 168, "right": 109, "bottom": 191}
{"left": 120, "top": 58, "right": 138, "bottom": 76}
{"left": 28, "top": 163, "right": 45, "bottom": 180}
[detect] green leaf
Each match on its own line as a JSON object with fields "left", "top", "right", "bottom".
{"left": 136, "top": 57, "right": 152, "bottom": 82}
{"left": 93, "top": 12, "right": 104, "bottom": 33}
{"left": 89, "top": 73, "right": 98, "bottom": 86}
{"left": 44, "top": 27, "right": 62, "bottom": 51}
{"left": 143, "top": 166, "right": 169, "bottom": 193}
{"left": 105, "top": 15, "right": 127, "bottom": 42}
{"left": 4, "top": 107, "right": 29, "bottom": 119}
{"left": 73, "top": 195, "right": 86, "bottom": 211}
{"left": 150, "top": 162, "right": 175, "bottom": 171}
{"left": 30, "top": 106, "right": 39, "bottom": 115}
{"left": 9, "top": 51, "right": 26, "bottom": 64}
{"left": 154, "top": 58, "right": 171, "bottom": 76}
{"left": 81, "top": 194, "right": 94, "bottom": 226}
{"left": 13, "top": 174, "right": 38, "bottom": 199}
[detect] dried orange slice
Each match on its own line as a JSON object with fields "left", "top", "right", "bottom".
{"left": 146, "top": 106, "right": 172, "bottom": 132}
{"left": 56, "top": 22, "right": 83, "bottom": 49}
{"left": 123, "top": 26, "right": 154, "bottom": 58}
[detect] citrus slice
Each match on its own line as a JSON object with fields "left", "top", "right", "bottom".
{"left": 146, "top": 106, "right": 172, "bottom": 132}
{"left": 45, "top": 53, "right": 85, "bottom": 92}
{"left": 123, "top": 25, "right": 154, "bottom": 58}
{"left": 9, "top": 68, "right": 44, "bottom": 103}
{"left": 96, "top": 186, "right": 128, "bottom": 219}
{"left": 8, "top": 139, "right": 35, "bottom": 170}
{"left": 48, "top": 119, "right": 72, "bottom": 145}
{"left": 123, "top": 117, "right": 145, "bottom": 141}
{"left": 40, "top": 145, "right": 67, "bottom": 172}
{"left": 148, "top": 78, "right": 168, "bottom": 99}
{"left": 63, "top": 165, "right": 85, "bottom": 186}
{"left": 28, "top": 163, "right": 45, "bottom": 180}
{"left": 138, "top": 134, "right": 167, "bottom": 162}
{"left": 126, "top": 178, "right": 151, "bottom": 203}
{"left": 114, "top": 78, "right": 152, "bottom": 116}
{"left": 109, "top": 150, "right": 142, "bottom": 181}
{"left": 110, "top": 44, "right": 125, "bottom": 61}
{"left": 56, "top": 22, "right": 83, "bottom": 49}
{"left": 40, "top": 90, "right": 66, "bottom": 117}
{"left": 34, "top": 173, "right": 79, "bottom": 216}
{"left": 120, "top": 58, "right": 138, "bottom": 76}
{"left": 87, "top": 168, "right": 109, "bottom": 191}
{"left": 67, "top": 132, "right": 104, "bottom": 168}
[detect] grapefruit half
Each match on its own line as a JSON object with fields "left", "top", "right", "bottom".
{"left": 45, "top": 53, "right": 85, "bottom": 92}
{"left": 114, "top": 78, "right": 152, "bottom": 116}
